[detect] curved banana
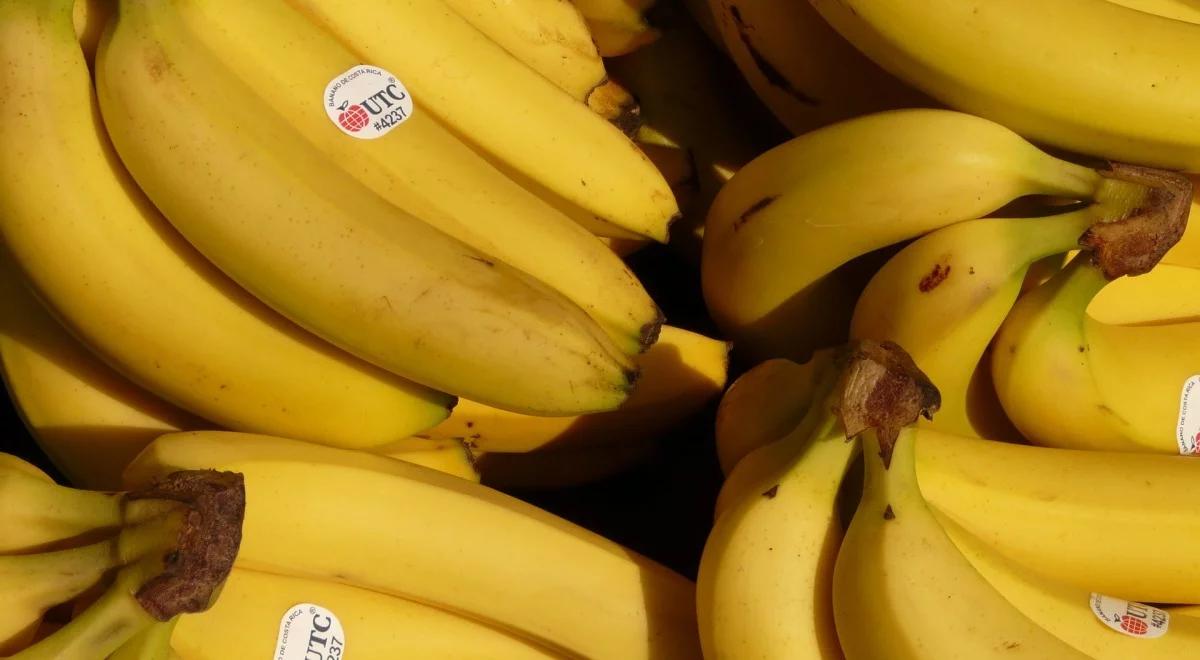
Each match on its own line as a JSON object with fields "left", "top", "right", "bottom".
{"left": 290, "top": 0, "right": 678, "bottom": 240}
{"left": 943, "top": 516, "right": 1200, "bottom": 659}
{"left": 98, "top": 0, "right": 637, "bottom": 415}
{"left": 124, "top": 432, "right": 702, "bottom": 660}
{"left": 0, "top": 252, "right": 201, "bottom": 490}
{"left": 0, "top": 0, "right": 452, "bottom": 448}
{"left": 918, "top": 428, "right": 1200, "bottom": 604}
{"left": 697, "top": 351, "right": 853, "bottom": 660}
{"left": 993, "top": 252, "right": 1199, "bottom": 454}
{"left": 809, "top": 0, "right": 1200, "bottom": 170}
{"left": 163, "top": 0, "right": 660, "bottom": 354}
{"left": 708, "top": 0, "right": 928, "bottom": 135}
{"left": 713, "top": 350, "right": 833, "bottom": 476}
{"left": 410, "top": 326, "right": 727, "bottom": 452}
{"left": 850, "top": 190, "right": 1164, "bottom": 439}
{"left": 172, "top": 568, "right": 559, "bottom": 659}
{"left": 832, "top": 354, "right": 1088, "bottom": 660}
{"left": 439, "top": 0, "right": 639, "bottom": 126}
{"left": 703, "top": 109, "right": 1113, "bottom": 362}
{"left": 571, "top": 0, "right": 660, "bottom": 56}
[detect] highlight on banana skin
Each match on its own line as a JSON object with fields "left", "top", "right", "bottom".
{"left": 0, "top": 0, "right": 1197, "bottom": 657}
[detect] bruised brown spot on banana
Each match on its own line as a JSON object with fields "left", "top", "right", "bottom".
{"left": 732, "top": 195, "right": 778, "bottom": 231}
{"left": 728, "top": 4, "right": 819, "bottom": 106}
{"left": 918, "top": 262, "right": 951, "bottom": 292}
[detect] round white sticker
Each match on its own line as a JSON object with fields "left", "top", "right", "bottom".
{"left": 1178, "top": 375, "right": 1200, "bottom": 456}
{"left": 1089, "top": 593, "right": 1169, "bottom": 639}
{"left": 275, "top": 603, "right": 346, "bottom": 660}
{"left": 323, "top": 65, "right": 413, "bottom": 139}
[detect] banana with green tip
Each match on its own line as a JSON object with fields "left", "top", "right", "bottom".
{"left": 0, "top": 0, "right": 452, "bottom": 448}
{"left": 703, "top": 109, "right": 1115, "bottom": 363}
{"left": 99, "top": 0, "right": 638, "bottom": 415}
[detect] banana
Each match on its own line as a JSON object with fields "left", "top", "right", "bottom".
{"left": 708, "top": 0, "right": 929, "bottom": 135}
{"left": 942, "top": 516, "right": 1200, "bottom": 659}
{"left": 714, "top": 350, "right": 833, "bottom": 476}
{"left": 172, "top": 568, "right": 559, "bottom": 659}
{"left": 0, "top": 0, "right": 452, "bottom": 448}
{"left": 289, "top": 0, "right": 678, "bottom": 240}
{"left": 71, "top": 0, "right": 112, "bottom": 66}
{"left": 697, "top": 347, "right": 854, "bottom": 660}
{"left": 831, "top": 344, "right": 1088, "bottom": 660}
{"left": 410, "top": 326, "right": 727, "bottom": 453}
{"left": 1171, "top": 605, "right": 1200, "bottom": 617}
{"left": 0, "top": 453, "right": 54, "bottom": 483}
{"left": 1106, "top": 0, "right": 1200, "bottom": 22}
{"left": 809, "top": 0, "right": 1200, "bottom": 170}
{"left": 703, "top": 109, "right": 1116, "bottom": 363}
{"left": 918, "top": 428, "right": 1200, "bottom": 604}
{"left": 110, "top": 619, "right": 177, "bottom": 660}
{"left": 475, "top": 439, "right": 659, "bottom": 490}
{"left": 159, "top": 0, "right": 660, "bottom": 355}
{"left": 98, "top": 0, "right": 639, "bottom": 416}
{"left": 438, "top": 0, "right": 640, "bottom": 125}
{"left": 1088, "top": 263, "right": 1200, "bottom": 324}
{"left": 0, "top": 250, "right": 201, "bottom": 490}
{"left": 124, "top": 432, "right": 702, "bottom": 659}
{"left": 0, "top": 465, "right": 123, "bottom": 554}
{"left": 571, "top": 0, "right": 660, "bottom": 56}
{"left": 993, "top": 247, "right": 1199, "bottom": 454}
{"left": 849, "top": 178, "right": 1176, "bottom": 439}
{"left": 608, "top": 7, "right": 768, "bottom": 260}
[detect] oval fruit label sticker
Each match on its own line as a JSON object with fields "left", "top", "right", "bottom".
{"left": 1089, "top": 593, "right": 1169, "bottom": 639}
{"left": 323, "top": 65, "right": 413, "bottom": 139}
{"left": 275, "top": 603, "right": 346, "bottom": 660}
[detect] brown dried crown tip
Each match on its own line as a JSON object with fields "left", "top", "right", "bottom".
{"left": 1080, "top": 163, "right": 1193, "bottom": 279}
{"left": 124, "top": 470, "right": 246, "bottom": 621}
{"left": 833, "top": 340, "right": 940, "bottom": 468}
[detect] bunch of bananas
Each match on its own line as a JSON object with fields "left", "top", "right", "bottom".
{"left": 0, "top": 454, "right": 244, "bottom": 657}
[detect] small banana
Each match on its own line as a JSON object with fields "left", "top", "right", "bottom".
{"left": 172, "top": 568, "right": 559, "bottom": 659}
{"left": 703, "top": 109, "right": 1117, "bottom": 362}
{"left": 831, "top": 343, "right": 1088, "bottom": 660}
{"left": 124, "top": 432, "right": 702, "bottom": 659}
{"left": 943, "top": 516, "right": 1200, "bottom": 659}
{"left": 571, "top": 0, "right": 660, "bottom": 56}
{"left": 809, "top": 0, "right": 1200, "bottom": 169}
{"left": 0, "top": 0, "right": 453, "bottom": 448}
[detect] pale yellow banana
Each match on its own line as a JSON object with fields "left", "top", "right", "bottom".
{"left": 810, "top": 0, "right": 1200, "bottom": 170}
{"left": 157, "top": 0, "right": 661, "bottom": 355}
{"left": 124, "top": 433, "right": 702, "bottom": 659}
{"left": 410, "top": 326, "right": 727, "bottom": 452}
{"left": 708, "top": 0, "right": 928, "bottom": 135}
{"left": 0, "top": 0, "right": 452, "bottom": 448}
{"left": 703, "top": 109, "right": 1109, "bottom": 362}
{"left": 943, "top": 516, "right": 1200, "bottom": 660}
{"left": 98, "top": 0, "right": 637, "bottom": 415}
{"left": 572, "top": 0, "right": 660, "bottom": 56}
{"left": 172, "top": 568, "right": 559, "bottom": 660}
{"left": 291, "top": 0, "right": 678, "bottom": 240}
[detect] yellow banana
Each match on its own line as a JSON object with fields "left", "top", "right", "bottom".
{"left": 0, "top": 465, "right": 123, "bottom": 554}
{"left": 164, "top": 0, "right": 661, "bottom": 354}
{"left": 291, "top": 0, "right": 678, "bottom": 240}
{"left": 1089, "top": 263, "right": 1200, "bottom": 324}
{"left": 943, "top": 516, "right": 1200, "bottom": 659}
{"left": 0, "top": 251, "right": 201, "bottom": 490}
{"left": 571, "top": 0, "right": 660, "bottom": 56}
{"left": 410, "top": 326, "right": 727, "bottom": 452}
{"left": 1106, "top": 0, "right": 1200, "bottom": 22}
{"left": 708, "top": 0, "right": 929, "bottom": 135}
{"left": 850, "top": 179, "right": 1175, "bottom": 439}
{"left": 172, "top": 568, "right": 559, "bottom": 660}
{"left": 918, "top": 428, "right": 1200, "bottom": 604}
{"left": 697, "top": 347, "right": 854, "bottom": 660}
{"left": 0, "top": 0, "right": 451, "bottom": 448}
{"left": 993, "top": 245, "right": 1199, "bottom": 454}
{"left": 714, "top": 350, "right": 833, "bottom": 476}
{"left": 703, "top": 109, "right": 1114, "bottom": 363}
{"left": 124, "top": 432, "right": 702, "bottom": 660}
{"left": 809, "top": 0, "right": 1200, "bottom": 170}
{"left": 71, "top": 0, "right": 111, "bottom": 66}
{"left": 98, "top": 0, "right": 638, "bottom": 415}
{"left": 832, "top": 345, "right": 1088, "bottom": 660}
{"left": 0, "top": 453, "right": 53, "bottom": 484}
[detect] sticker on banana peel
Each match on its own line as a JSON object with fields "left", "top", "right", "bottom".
{"left": 1178, "top": 375, "right": 1200, "bottom": 456}
{"left": 275, "top": 603, "right": 345, "bottom": 660}
{"left": 1089, "top": 593, "right": 1169, "bottom": 639}
{"left": 324, "top": 65, "right": 413, "bottom": 139}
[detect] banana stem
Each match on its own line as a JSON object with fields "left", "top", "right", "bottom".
{"left": 1042, "top": 252, "right": 1111, "bottom": 317}
{"left": 0, "top": 470, "right": 124, "bottom": 553}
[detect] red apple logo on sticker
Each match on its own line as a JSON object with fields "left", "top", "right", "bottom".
{"left": 1120, "top": 615, "right": 1149, "bottom": 635}
{"left": 337, "top": 102, "right": 370, "bottom": 132}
